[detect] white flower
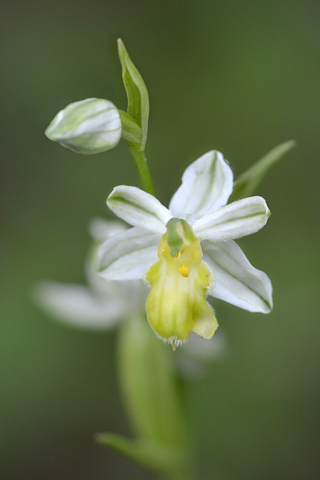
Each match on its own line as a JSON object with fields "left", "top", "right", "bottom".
{"left": 34, "top": 219, "right": 145, "bottom": 330}
{"left": 98, "top": 150, "right": 272, "bottom": 348}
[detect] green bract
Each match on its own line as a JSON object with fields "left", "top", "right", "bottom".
{"left": 230, "top": 140, "right": 296, "bottom": 202}
{"left": 118, "top": 110, "right": 142, "bottom": 146}
{"left": 117, "top": 39, "right": 149, "bottom": 150}
{"left": 45, "top": 98, "right": 122, "bottom": 154}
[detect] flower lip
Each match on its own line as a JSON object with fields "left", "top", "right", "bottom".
{"left": 146, "top": 226, "right": 218, "bottom": 348}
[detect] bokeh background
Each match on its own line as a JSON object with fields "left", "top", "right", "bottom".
{"left": 1, "top": 1, "right": 320, "bottom": 479}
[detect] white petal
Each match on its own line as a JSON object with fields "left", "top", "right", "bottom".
{"left": 169, "top": 151, "right": 233, "bottom": 218}
{"left": 202, "top": 240, "right": 273, "bottom": 313}
{"left": 193, "top": 196, "right": 270, "bottom": 241}
{"left": 107, "top": 186, "right": 172, "bottom": 235}
{"left": 97, "top": 227, "right": 159, "bottom": 280}
{"left": 34, "top": 281, "right": 124, "bottom": 329}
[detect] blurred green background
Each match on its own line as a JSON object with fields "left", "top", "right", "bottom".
{"left": 1, "top": 0, "right": 320, "bottom": 479}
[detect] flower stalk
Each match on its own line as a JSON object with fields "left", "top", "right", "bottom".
{"left": 127, "top": 144, "right": 156, "bottom": 196}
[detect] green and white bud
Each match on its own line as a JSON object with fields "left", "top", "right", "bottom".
{"left": 45, "top": 98, "right": 122, "bottom": 154}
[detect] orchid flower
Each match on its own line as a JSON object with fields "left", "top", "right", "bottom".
{"left": 98, "top": 150, "right": 272, "bottom": 349}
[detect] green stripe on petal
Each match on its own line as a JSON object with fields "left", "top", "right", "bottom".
{"left": 107, "top": 186, "right": 172, "bottom": 235}
{"left": 193, "top": 196, "right": 270, "bottom": 241}
{"left": 203, "top": 240, "right": 273, "bottom": 313}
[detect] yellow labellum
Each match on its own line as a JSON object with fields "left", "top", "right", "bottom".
{"left": 146, "top": 223, "right": 218, "bottom": 349}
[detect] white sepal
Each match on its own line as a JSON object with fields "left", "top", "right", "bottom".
{"left": 97, "top": 227, "right": 159, "bottom": 280}
{"left": 34, "top": 281, "right": 123, "bottom": 329}
{"left": 107, "top": 186, "right": 172, "bottom": 235}
{"left": 203, "top": 240, "right": 273, "bottom": 313}
{"left": 193, "top": 196, "right": 270, "bottom": 241}
{"left": 169, "top": 150, "right": 233, "bottom": 218}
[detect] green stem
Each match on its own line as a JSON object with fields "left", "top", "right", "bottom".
{"left": 127, "top": 144, "right": 156, "bottom": 196}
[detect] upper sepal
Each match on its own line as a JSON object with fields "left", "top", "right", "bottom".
{"left": 169, "top": 150, "right": 233, "bottom": 218}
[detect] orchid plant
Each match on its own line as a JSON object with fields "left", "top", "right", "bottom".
{"left": 40, "top": 39, "right": 295, "bottom": 479}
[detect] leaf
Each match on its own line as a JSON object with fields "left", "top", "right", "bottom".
{"left": 96, "top": 433, "right": 186, "bottom": 477}
{"left": 117, "top": 315, "right": 188, "bottom": 449}
{"left": 96, "top": 315, "right": 192, "bottom": 478}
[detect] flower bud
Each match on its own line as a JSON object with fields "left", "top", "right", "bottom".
{"left": 45, "top": 98, "right": 122, "bottom": 154}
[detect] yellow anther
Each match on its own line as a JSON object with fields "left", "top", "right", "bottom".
{"left": 174, "top": 246, "right": 186, "bottom": 258}
{"left": 179, "top": 265, "right": 189, "bottom": 278}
